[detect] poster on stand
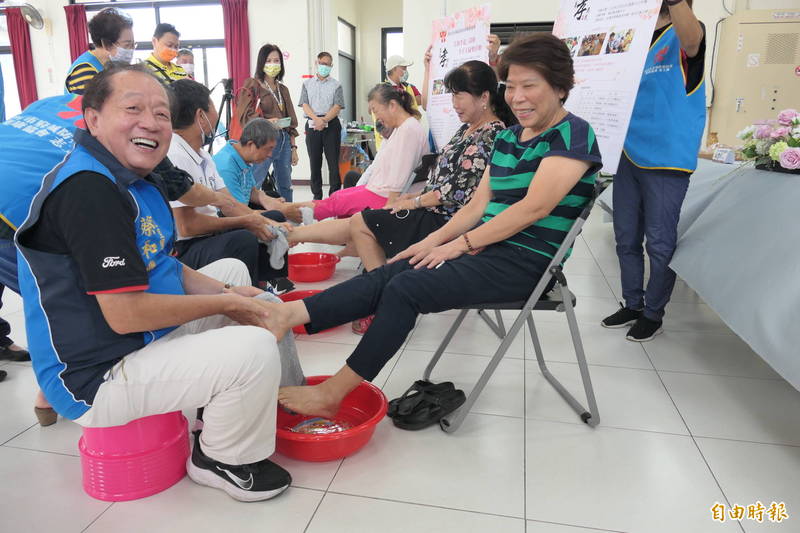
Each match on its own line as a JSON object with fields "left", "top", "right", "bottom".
{"left": 553, "top": 0, "right": 661, "bottom": 174}
{"left": 427, "top": 4, "right": 491, "bottom": 151}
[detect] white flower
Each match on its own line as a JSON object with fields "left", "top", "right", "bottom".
{"left": 737, "top": 125, "right": 756, "bottom": 140}
{"left": 792, "top": 126, "right": 800, "bottom": 141}
{"left": 755, "top": 139, "right": 772, "bottom": 156}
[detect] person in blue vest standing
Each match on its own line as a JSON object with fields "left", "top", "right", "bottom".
{"left": 65, "top": 7, "right": 135, "bottom": 95}
{"left": 601, "top": 0, "right": 706, "bottom": 342}
{"left": 16, "top": 64, "right": 297, "bottom": 500}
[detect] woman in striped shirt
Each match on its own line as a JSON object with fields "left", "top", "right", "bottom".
{"left": 267, "top": 33, "right": 603, "bottom": 419}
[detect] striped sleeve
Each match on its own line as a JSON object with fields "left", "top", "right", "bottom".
{"left": 65, "top": 63, "right": 100, "bottom": 95}
{"left": 543, "top": 119, "right": 603, "bottom": 175}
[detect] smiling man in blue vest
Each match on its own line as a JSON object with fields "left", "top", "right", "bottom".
{"left": 602, "top": 0, "right": 706, "bottom": 342}
{"left": 15, "top": 64, "right": 299, "bottom": 502}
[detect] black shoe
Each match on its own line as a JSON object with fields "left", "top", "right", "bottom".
{"left": 268, "top": 277, "right": 295, "bottom": 295}
{"left": 626, "top": 317, "right": 663, "bottom": 342}
{"left": 0, "top": 369, "right": 7, "bottom": 382}
{"left": 601, "top": 304, "right": 642, "bottom": 329}
{"left": 0, "top": 344, "right": 30, "bottom": 362}
{"left": 187, "top": 432, "right": 291, "bottom": 502}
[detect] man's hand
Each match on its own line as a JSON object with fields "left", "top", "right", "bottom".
{"left": 280, "top": 203, "right": 303, "bottom": 223}
{"left": 221, "top": 294, "right": 271, "bottom": 328}
{"left": 312, "top": 117, "right": 326, "bottom": 131}
{"left": 266, "top": 219, "right": 294, "bottom": 233}
{"left": 243, "top": 213, "right": 275, "bottom": 241}
{"left": 224, "top": 285, "right": 264, "bottom": 298}
{"left": 423, "top": 45, "right": 433, "bottom": 70}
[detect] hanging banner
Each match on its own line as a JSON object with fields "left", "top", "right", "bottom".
{"left": 553, "top": 0, "right": 661, "bottom": 174}
{"left": 427, "top": 4, "right": 491, "bottom": 151}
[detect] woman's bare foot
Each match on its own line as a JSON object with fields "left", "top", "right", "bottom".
{"left": 278, "top": 384, "right": 341, "bottom": 418}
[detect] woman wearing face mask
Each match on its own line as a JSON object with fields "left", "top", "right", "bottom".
{"left": 236, "top": 44, "right": 300, "bottom": 201}
{"left": 65, "top": 7, "right": 135, "bottom": 95}
{"left": 145, "top": 23, "right": 189, "bottom": 84}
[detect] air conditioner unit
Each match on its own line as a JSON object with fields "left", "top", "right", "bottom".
{"left": 708, "top": 9, "right": 800, "bottom": 146}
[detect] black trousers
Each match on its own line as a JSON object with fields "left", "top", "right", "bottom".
{"left": 305, "top": 118, "right": 342, "bottom": 199}
{"left": 175, "top": 211, "right": 288, "bottom": 286}
{"left": 303, "top": 243, "right": 551, "bottom": 381}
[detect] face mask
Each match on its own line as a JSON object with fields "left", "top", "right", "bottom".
{"left": 263, "top": 64, "right": 281, "bottom": 78}
{"left": 199, "top": 111, "right": 215, "bottom": 146}
{"left": 400, "top": 70, "right": 409, "bottom": 83}
{"left": 317, "top": 64, "right": 332, "bottom": 78}
{"left": 181, "top": 63, "right": 194, "bottom": 75}
{"left": 111, "top": 46, "right": 134, "bottom": 64}
{"left": 158, "top": 47, "right": 178, "bottom": 63}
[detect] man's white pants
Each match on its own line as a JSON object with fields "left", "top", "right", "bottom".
{"left": 75, "top": 259, "right": 291, "bottom": 466}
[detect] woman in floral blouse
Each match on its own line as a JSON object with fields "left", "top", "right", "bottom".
{"left": 288, "top": 60, "right": 513, "bottom": 269}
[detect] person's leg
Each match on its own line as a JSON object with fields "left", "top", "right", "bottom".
{"left": 612, "top": 156, "right": 646, "bottom": 310}
{"left": 305, "top": 126, "right": 324, "bottom": 200}
{"left": 350, "top": 212, "right": 387, "bottom": 271}
{"left": 278, "top": 245, "right": 550, "bottom": 416}
{"left": 323, "top": 119, "right": 342, "bottom": 196}
{"left": 312, "top": 185, "right": 386, "bottom": 220}
{"left": 640, "top": 173, "right": 690, "bottom": 321}
{"left": 287, "top": 218, "right": 351, "bottom": 246}
{"left": 177, "top": 230, "right": 261, "bottom": 286}
{"left": 272, "top": 131, "right": 294, "bottom": 202}
{"left": 76, "top": 324, "right": 281, "bottom": 466}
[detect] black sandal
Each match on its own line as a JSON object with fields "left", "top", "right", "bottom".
{"left": 392, "top": 388, "right": 466, "bottom": 431}
{"left": 387, "top": 380, "right": 455, "bottom": 419}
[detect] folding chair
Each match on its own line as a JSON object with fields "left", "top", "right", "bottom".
{"left": 423, "top": 183, "right": 602, "bottom": 433}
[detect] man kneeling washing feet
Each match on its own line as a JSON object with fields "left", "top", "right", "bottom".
{"left": 16, "top": 64, "right": 304, "bottom": 502}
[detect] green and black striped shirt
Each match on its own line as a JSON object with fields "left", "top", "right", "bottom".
{"left": 483, "top": 114, "right": 602, "bottom": 260}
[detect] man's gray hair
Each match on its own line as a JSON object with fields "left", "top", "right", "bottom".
{"left": 240, "top": 117, "right": 278, "bottom": 148}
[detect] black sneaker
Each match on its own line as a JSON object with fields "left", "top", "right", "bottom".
{"left": 268, "top": 277, "right": 295, "bottom": 295}
{"left": 187, "top": 432, "right": 291, "bottom": 502}
{"left": 626, "top": 317, "right": 663, "bottom": 342}
{"left": 0, "top": 344, "right": 30, "bottom": 362}
{"left": 601, "top": 304, "right": 642, "bottom": 329}
{"left": 0, "top": 369, "right": 6, "bottom": 382}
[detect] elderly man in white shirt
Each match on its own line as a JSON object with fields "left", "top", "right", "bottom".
{"left": 168, "top": 79, "right": 292, "bottom": 288}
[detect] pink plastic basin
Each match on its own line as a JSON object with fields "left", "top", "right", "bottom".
{"left": 79, "top": 412, "right": 189, "bottom": 502}
{"left": 288, "top": 252, "right": 340, "bottom": 282}
{"left": 276, "top": 376, "right": 388, "bottom": 462}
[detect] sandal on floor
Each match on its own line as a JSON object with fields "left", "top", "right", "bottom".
{"left": 387, "top": 380, "right": 455, "bottom": 419}
{"left": 34, "top": 406, "right": 58, "bottom": 427}
{"left": 392, "top": 388, "right": 466, "bottom": 431}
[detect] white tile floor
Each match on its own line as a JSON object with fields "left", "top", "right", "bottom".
{"left": 1, "top": 187, "right": 798, "bottom": 533}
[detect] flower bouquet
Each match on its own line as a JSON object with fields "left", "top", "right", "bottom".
{"left": 737, "top": 109, "right": 800, "bottom": 174}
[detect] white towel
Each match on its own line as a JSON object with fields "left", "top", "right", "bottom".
{"left": 260, "top": 225, "right": 290, "bottom": 269}
{"left": 300, "top": 206, "right": 315, "bottom": 226}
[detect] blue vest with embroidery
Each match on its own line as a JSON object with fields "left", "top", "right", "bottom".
{"left": 623, "top": 25, "right": 706, "bottom": 173}
{"left": 15, "top": 130, "right": 183, "bottom": 420}
{"left": 64, "top": 51, "right": 105, "bottom": 94}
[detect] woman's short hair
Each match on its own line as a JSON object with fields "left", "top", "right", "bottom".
{"left": 169, "top": 79, "right": 211, "bottom": 129}
{"left": 82, "top": 63, "right": 163, "bottom": 114}
{"left": 255, "top": 43, "right": 286, "bottom": 82}
{"left": 444, "top": 60, "right": 516, "bottom": 126}
{"left": 498, "top": 33, "right": 575, "bottom": 104}
{"left": 240, "top": 118, "right": 278, "bottom": 148}
{"left": 88, "top": 8, "right": 133, "bottom": 49}
{"left": 367, "top": 83, "right": 420, "bottom": 119}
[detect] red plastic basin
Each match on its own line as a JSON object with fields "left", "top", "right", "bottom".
{"left": 276, "top": 376, "right": 388, "bottom": 462}
{"left": 288, "top": 252, "right": 340, "bottom": 283}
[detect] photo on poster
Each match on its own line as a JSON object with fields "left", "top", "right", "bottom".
{"left": 562, "top": 36, "right": 580, "bottom": 56}
{"left": 578, "top": 32, "right": 607, "bottom": 56}
{"left": 604, "top": 28, "right": 636, "bottom": 54}
{"left": 432, "top": 79, "right": 447, "bottom": 95}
